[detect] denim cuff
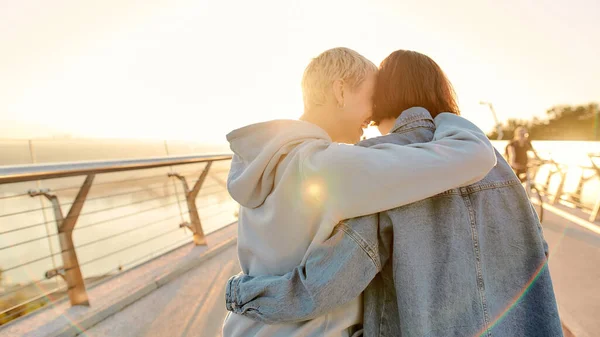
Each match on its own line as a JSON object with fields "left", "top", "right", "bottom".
{"left": 225, "top": 274, "right": 241, "bottom": 312}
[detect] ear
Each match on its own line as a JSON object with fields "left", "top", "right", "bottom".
{"left": 332, "top": 79, "right": 345, "bottom": 108}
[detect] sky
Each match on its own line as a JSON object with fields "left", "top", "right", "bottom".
{"left": 0, "top": 0, "right": 598, "bottom": 142}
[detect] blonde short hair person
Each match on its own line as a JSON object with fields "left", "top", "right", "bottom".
{"left": 300, "top": 48, "right": 378, "bottom": 144}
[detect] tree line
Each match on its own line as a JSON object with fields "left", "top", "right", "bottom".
{"left": 487, "top": 103, "right": 599, "bottom": 141}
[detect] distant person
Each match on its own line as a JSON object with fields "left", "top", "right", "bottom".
{"left": 225, "top": 50, "right": 562, "bottom": 337}
{"left": 506, "top": 126, "right": 540, "bottom": 182}
{"left": 222, "top": 47, "right": 496, "bottom": 336}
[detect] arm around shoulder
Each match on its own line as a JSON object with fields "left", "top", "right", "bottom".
{"left": 300, "top": 113, "right": 497, "bottom": 220}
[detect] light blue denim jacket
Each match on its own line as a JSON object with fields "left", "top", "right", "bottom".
{"left": 225, "top": 108, "right": 563, "bottom": 337}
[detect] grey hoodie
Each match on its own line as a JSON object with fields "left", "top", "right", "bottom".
{"left": 223, "top": 113, "right": 496, "bottom": 337}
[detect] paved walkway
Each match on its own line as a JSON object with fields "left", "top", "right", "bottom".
{"left": 85, "top": 245, "right": 239, "bottom": 337}
{"left": 543, "top": 204, "right": 600, "bottom": 337}
{"left": 76, "top": 205, "right": 600, "bottom": 336}
{"left": 0, "top": 224, "right": 238, "bottom": 337}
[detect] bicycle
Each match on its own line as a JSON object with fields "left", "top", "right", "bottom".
{"left": 517, "top": 156, "right": 568, "bottom": 223}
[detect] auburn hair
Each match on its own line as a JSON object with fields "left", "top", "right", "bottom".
{"left": 371, "top": 50, "right": 459, "bottom": 124}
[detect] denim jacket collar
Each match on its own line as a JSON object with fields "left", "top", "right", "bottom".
{"left": 389, "top": 107, "right": 434, "bottom": 134}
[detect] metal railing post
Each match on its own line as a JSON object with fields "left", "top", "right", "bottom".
{"left": 587, "top": 153, "right": 600, "bottom": 222}
{"left": 169, "top": 161, "right": 212, "bottom": 245}
{"left": 591, "top": 197, "right": 600, "bottom": 222}
{"left": 28, "top": 140, "right": 61, "bottom": 290}
{"left": 543, "top": 169, "right": 553, "bottom": 193}
{"left": 29, "top": 174, "right": 95, "bottom": 307}
{"left": 551, "top": 171, "right": 567, "bottom": 205}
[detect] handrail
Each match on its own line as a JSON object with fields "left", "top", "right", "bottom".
{"left": 0, "top": 153, "right": 232, "bottom": 184}
{"left": 532, "top": 153, "right": 600, "bottom": 222}
{"left": 0, "top": 152, "right": 235, "bottom": 319}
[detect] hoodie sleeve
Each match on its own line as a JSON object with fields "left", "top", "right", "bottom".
{"left": 300, "top": 113, "right": 496, "bottom": 222}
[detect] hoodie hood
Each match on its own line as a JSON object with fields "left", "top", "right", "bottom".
{"left": 226, "top": 119, "right": 330, "bottom": 208}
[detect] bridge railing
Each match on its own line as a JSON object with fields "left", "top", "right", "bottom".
{"left": 0, "top": 154, "right": 235, "bottom": 325}
{"left": 548, "top": 153, "right": 600, "bottom": 222}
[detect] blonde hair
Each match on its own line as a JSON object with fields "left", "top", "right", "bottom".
{"left": 301, "top": 47, "right": 377, "bottom": 109}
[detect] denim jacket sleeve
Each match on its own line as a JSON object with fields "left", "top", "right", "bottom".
{"left": 225, "top": 213, "right": 393, "bottom": 324}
